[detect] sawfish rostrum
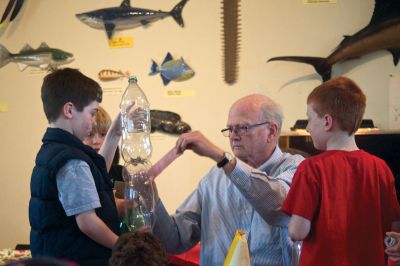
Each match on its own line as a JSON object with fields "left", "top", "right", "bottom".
{"left": 76, "top": 0, "right": 188, "bottom": 40}
{"left": 267, "top": 0, "right": 400, "bottom": 81}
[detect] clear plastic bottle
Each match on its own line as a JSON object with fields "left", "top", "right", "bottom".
{"left": 120, "top": 76, "right": 152, "bottom": 162}
{"left": 292, "top": 241, "right": 302, "bottom": 266}
{"left": 385, "top": 235, "right": 398, "bottom": 247}
{"left": 123, "top": 161, "right": 155, "bottom": 231}
{"left": 120, "top": 76, "right": 155, "bottom": 232}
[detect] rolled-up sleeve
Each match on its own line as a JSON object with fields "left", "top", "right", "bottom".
{"left": 228, "top": 150, "right": 304, "bottom": 226}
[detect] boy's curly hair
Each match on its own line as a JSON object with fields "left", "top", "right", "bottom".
{"left": 109, "top": 231, "right": 169, "bottom": 266}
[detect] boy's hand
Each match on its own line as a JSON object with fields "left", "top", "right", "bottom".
{"left": 76, "top": 210, "right": 118, "bottom": 249}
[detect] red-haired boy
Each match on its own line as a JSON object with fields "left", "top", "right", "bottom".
{"left": 281, "top": 76, "right": 400, "bottom": 265}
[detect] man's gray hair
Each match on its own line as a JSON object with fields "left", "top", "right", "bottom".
{"left": 260, "top": 97, "right": 283, "bottom": 134}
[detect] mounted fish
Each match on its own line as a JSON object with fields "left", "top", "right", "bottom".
{"left": 151, "top": 109, "right": 191, "bottom": 135}
{"left": 98, "top": 69, "right": 130, "bottom": 81}
{"left": 222, "top": 0, "right": 241, "bottom": 84}
{"left": 0, "top": 43, "right": 74, "bottom": 71}
{"left": 76, "top": 0, "right": 188, "bottom": 40}
{"left": 267, "top": 0, "right": 400, "bottom": 81}
{"left": 149, "top": 52, "right": 194, "bottom": 86}
{"left": 0, "top": 0, "right": 24, "bottom": 28}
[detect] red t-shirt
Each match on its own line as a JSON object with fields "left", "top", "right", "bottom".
{"left": 282, "top": 150, "right": 400, "bottom": 266}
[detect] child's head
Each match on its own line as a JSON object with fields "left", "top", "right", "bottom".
{"left": 83, "top": 106, "right": 111, "bottom": 152}
{"left": 307, "top": 76, "right": 366, "bottom": 136}
{"left": 109, "top": 231, "right": 169, "bottom": 266}
{"left": 41, "top": 68, "right": 102, "bottom": 123}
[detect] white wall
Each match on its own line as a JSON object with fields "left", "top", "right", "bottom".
{"left": 0, "top": 0, "right": 398, "bottom": 248}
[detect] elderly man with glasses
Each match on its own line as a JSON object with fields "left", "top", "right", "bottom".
{"left": 152, "top": 94, "right": 304, "bottom": 266}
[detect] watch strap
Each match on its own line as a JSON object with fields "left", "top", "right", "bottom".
{"left": 217, "top": 157, "right": 229, "bottom": 168}
{"left": 217, "top": 152, "right": 232, "bottom": 168}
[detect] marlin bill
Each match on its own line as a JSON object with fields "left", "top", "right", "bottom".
{"left": 267, "top": 0, "right": 400, "bottom": 81}
{"left": 76, "top": 0, "right": 188, "bottom": 40}
{"left": 0, "top": 43, "right": 74, "bottom": 71}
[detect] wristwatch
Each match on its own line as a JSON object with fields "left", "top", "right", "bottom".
{"left": 217, "top": 152, "right": 233, "bottom": 168}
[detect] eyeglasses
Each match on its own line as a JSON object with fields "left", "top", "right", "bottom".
{"left": 221, "top": 121, "right": 270, "bottom": 137}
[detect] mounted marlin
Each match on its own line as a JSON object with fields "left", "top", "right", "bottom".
{"left": 267, "top": 0, "right": 400, "bottom": 81}
{"left": 76, "top": 0, "right": 188, "bottom": 40}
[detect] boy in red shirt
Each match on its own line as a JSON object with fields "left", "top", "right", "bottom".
{"left": 281, "top": 76, "right": 400, "bottom": 266}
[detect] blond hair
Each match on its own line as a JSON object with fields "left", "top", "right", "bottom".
{"left": 93, "top": 106, "right": 111, "bottom": 134}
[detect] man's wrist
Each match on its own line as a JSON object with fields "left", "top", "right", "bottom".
{"left": 217, "top": 152, "right": 233, "bottom": 168}
{"left": 223, "top": 156, "right": 236, "bottom": 174}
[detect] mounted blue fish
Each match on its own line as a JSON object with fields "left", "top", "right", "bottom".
{"left": 76, "top": 0, "right": 188, "bottom": 40}
{"left": 149, "top": 52, "right": 194, "bottom": 86}
{"left": 0, "top": 42, "right": 74, "bottom": 71}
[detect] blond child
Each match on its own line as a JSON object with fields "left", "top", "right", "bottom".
{"left": 84, "top": 106, "right": 123, "bottom": 186}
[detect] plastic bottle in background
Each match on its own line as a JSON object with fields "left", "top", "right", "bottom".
{"left": 385, "top": 235, "right": 399, "bottom": 247}
{"left": 120, "top": 76, "right": 152, "bottom": 162}
{"left": 292, "top": 241, "right": 302, "bottom": 266}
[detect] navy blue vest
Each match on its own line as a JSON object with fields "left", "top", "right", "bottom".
{"left": 29, "top": 128, "right": 120, "bottom": 266}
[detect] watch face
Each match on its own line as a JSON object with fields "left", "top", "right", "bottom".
{"left": 217, "top": 152, "right": 233, "bottom": 168}
{"left": 224, "top": 152, "right": 233, "bottom": 161}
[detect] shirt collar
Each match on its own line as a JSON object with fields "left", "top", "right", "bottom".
{"left": 258, "top": 146, "right": 283, "bottom": 173}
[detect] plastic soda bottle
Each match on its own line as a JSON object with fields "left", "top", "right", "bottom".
{"left": 123, "top": 161, "right": 155, "bottom": 232}
{"left": 119, "top": 75, "right": 155, "bottom": 232}
{"left": 120, "top": 76, "right": 152, "bottom": 162}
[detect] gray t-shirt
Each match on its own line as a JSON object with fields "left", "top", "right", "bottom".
{"left": 56, "top": 159, "right": 101, "bottom": 216}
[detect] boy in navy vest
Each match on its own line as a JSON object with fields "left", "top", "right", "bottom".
{"left": 29, "top": 68, "right": 121, "bottom": 266}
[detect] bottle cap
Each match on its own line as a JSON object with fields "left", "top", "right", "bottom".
{"left": 128, "top": 76, "right": 138, "bottom": 83}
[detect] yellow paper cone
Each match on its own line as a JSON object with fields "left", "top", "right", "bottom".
{"left": 223, "top": 230, "right": 250, "bottom": 266}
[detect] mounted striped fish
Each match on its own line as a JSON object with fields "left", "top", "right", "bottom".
{"left": 76, "top": 0, "right": 188, "bottom": 40}
{"left": 98, "top": 69, "right": 130, "bottom": 81}
{"left": 0, "top": 42, "right": 74, "bottom": 71}
{"left": 267, "top": 0, "right": 400, "bottom": 81}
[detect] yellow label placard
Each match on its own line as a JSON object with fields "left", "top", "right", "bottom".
{"left": 303, "top": 0, "right": 336, "bottom": 3}
{"left": 103, "top": 87, "right": 123, "bottom": 95}
{"left": 164, "top": 89, "right": 196, "bottom": 97}
{"left": 0, "top": 103, "right": 9, "bottom": 112}
{"left": 28, "top": 68, "right": 47, "bottom": 75}
{"left": 108, "top": 36, "right": 133, "bottom": 48}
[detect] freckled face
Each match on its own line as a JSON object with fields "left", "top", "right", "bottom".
{"left": 83, "top": 131, "right": 107, "bottom": 152}
{"left": 72, "top": 101, "right": 99, "bottom": 141}
{"left": 306, "top": 103, "right": 327, "bottom": 151}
